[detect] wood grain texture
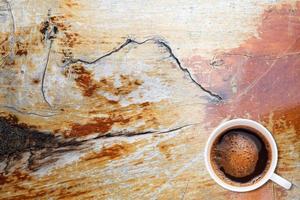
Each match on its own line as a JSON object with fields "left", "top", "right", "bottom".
{"left": 0, "top": 0, "right": 299, "bottom": 199}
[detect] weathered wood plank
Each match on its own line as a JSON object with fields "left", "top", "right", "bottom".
{"left": 0, "top": 0, "right": 299, "bottom": 199}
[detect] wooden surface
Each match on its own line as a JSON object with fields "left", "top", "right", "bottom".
{"left": 0, "top": 0, "right": 299, "bottom": 199}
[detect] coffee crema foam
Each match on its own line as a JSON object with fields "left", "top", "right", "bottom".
{"left": 210, "top": 127, "right": 272, "bottom": 186}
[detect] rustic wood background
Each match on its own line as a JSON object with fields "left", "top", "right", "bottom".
{"left": 0, "top": 0, "right": 299, "bottom": 199}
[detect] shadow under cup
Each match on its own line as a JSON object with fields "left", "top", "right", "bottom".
{"left": 209, "top": 125, "right": 272, "bottom": 187}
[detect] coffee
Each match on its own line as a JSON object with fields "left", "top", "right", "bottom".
{"left": 210, "top": 127, "right": 271, "bottom": 186}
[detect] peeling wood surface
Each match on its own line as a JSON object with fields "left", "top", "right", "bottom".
{"left": 0, "top": 0, "right": 299, "bottom": 199}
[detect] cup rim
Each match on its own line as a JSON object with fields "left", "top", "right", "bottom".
{"left": 204, "top": 118, "right": 278, "bottom": 192}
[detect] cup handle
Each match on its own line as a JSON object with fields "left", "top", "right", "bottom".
{"left": 270, "top": 173, "right": 292, "bottom": 190}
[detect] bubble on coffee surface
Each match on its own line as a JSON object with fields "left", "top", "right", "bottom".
{"left": 211, "top": 128, "right": 269, "bottom": 184}
{"left": 216, "top": 131, "right": 259, "bottom": 178}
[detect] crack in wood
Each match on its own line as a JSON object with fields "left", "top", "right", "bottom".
{"left": 40, "top": 10, "right": 59, "bottom": 107}
{"left": 41, "top": 40, "right": 53, "bottom": 107}
{"left": 1, "top": 105, "right": 58, "bottom": 117}
{"left": 61, "top": 38, "right": 223, "bottom": 101}
{"left": 0, "top": 9, "right": 222, "bottom": 174}
{"left": 222, "top": 51, "right": 300, "bottom": 60}
{"left": 95, "top": 123, "right": 197, "bottom": 139}
{"left": 0, "top": 113, "right": 197, "bottom": 173}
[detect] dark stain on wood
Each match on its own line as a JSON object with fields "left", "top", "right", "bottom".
{"left": 15, "top": 41, "right": 28, "bottom": 56}
{"left": 0, "top": 114, "right": 85, "bottom": 173}
{"left": 40, "top": 11, "right": 60, "bottom": 41}
{"left": 32, "top": 79, "right": 40, "bottom": 84}
{"left": 107, "top": 100, "right": 119, "bottom": 105}
{"left": 0, "top": 173, "right": 8, "bottom": 185}
{"left": 39, "top": 20, "right": 50, "bottom": 41}
{"left": 140, "top": 102, "right": 150, "bottom": 107}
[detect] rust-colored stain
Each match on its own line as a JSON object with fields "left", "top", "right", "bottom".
{"left": 15, "top": 41, "right": 28, "bottom": 56}
{"left": 49, "top": 15, "right": 81, "bottom": 49}
{"left": 0, "top": 22, "right": 49, "bottom": 71}
{"left": 50, "top": 16, "right": 71, "bottom": 32}
{"left": 185, "top": 3, "right": 300, "bottom": 104}
{"left": 158, "top": 142, "right": 176, "bottom": 159}
{"left": 0, "top": 171, "right": 31, "bottom": 186}
{"left": 67, "top": 116, "right": 130, "bottom": 137}
{"left": 63, "top": 63, "right": 144, "bottom": 97}
{"left": 63, "top": 32, "right": 81, "bottom": 48}
{"left": 32, "top": 78, "right": 40, "bottom": 84}
{"left": 202, "top": 2, "right": 300, "bottom": 120}
{"left": 0, "top": 174, "right": 8, "bottom": 185}
{"left": 96, "top": 75, "right": 144, "bottom": 96}
{"left": 64, "top": 0, "right": 81, "bottom": 8}
{"left": 0, "top": 36, "right": 8, "bottom": 55}
{"left": 64, "top": 63, "right": 97, "bottom": 97}
{"left": 0, "top": 171, "right": 91, "bottom": 199}
{"left": 84, "top": 142, "right": 136, "bottom": 162}
{"left": 61, "top": 99, "right": 164, "bottom": 137}
{"left": 0, "top": 34, "right": 9, "bottom": 57}
{"left": 64, "top": 63, "right": 143, "bottom": 97}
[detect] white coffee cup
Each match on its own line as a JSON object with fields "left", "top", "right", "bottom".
{"left": 204, "top": 118, "right": 292, "bottom": 192}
